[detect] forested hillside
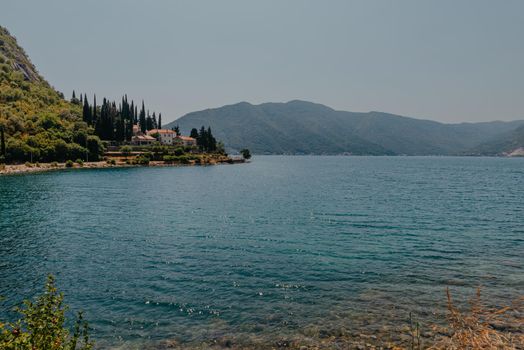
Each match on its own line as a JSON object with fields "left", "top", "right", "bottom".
{"left": 470, "top": 124, "right": 524, "bottom": 155}
{"left": 0, "top": 26, "right": 104, "bottom": 163}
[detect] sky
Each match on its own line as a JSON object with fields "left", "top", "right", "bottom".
{"left": 2, "top": 0, "right": 523, "bottom": 124}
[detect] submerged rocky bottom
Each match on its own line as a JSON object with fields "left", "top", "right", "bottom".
{"left": 102, "top": 292, "right": 523, "bottom": 350}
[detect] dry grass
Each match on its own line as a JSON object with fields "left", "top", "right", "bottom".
{"left": 429, "top": 288, "right": 523, "bottom": 349}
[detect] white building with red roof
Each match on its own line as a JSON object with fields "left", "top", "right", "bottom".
{"left": 147, "top": 129, "right": 177, "bottom": 145}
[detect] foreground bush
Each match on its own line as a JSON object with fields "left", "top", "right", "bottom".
{"left": 0, "top": 275, "right": 93, "bottom": 349}
{"left": 428, "top": 288, "right": 523, "bottom": 349}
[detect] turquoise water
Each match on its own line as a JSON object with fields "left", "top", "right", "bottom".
{"left": 0, "top": 156, "right": 522, "bottom": 348}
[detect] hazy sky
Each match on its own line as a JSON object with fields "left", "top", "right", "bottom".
{"left": 2, "top": 0, "right": 523, "bottom": 124}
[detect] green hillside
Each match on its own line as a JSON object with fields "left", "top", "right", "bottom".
{"left": 469, "top": 125, "right": 524, "bottom": 155}
{"left": 170, "top": 101, "right": 392, "bottom": 155}
{"left": 167, "top": 100, "right": 524, "bottom": 155}
{"left": 0, "top": 26, "right": 103, "bottom": 163}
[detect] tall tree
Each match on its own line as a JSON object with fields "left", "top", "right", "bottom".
{"left": 127, "top": 100, "right": 134, "bottom": 140}
{"left": 82, "top": 94, "right": 91, "bottom": 125}
{"left": 92, "top": 95, "right": 97, "bottom": 125}
{"left": 190, "top": 128, "right": 199, "bottom": 139}
{"left": 198, "top": 126, "right": 207, "bottom": 151}
{"left": 126, "top": 119, "right": 132, "bottom": 141}
{"left": 71, "top": 90, "right": 79, "bottom": 104}
{"left": 207, "top": 126, "right": 217, "bottom": 152}
{"left": 139, "top": 101, "right": 146, "bottom": 133}
{"left": 95, "top": 98, "right": 104, "bottom": 139}
{"left": 146, "top": 111, "right": 153, "bottom": 131}
{"left": 158, "top": 113, "right": 162, "bottom": 129}
{"left": 109, "top": 101, "right": 118, "bottom": 141}
{"left": 115, "top": 115, "right": 125, "bottom": 142}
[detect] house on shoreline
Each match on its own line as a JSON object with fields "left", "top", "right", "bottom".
{"left": 130, "top": 125, "right": 197, "bottom": 147}
{"left": 131, "top": 134, "right": 156, "bottom": 146}
{"left": 175, "top": 135, "right": 197, "bottom": 147}
{"left": 146, "top": 129, "right": 177, "bottom": 145}
{"left": 130, "top": 125, "right": 156, "bottom": 145}
{"left": 146, "top": 129, "right": 197, "bottom": 147}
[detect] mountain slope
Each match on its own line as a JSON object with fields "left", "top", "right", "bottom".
{"left": 0, "top": 26, "right": 69, "bottom": 119}
{"left": 469, "top": 125, "right": 524, "bottom": 155}
{"left": 167, "top": 100, "right": 524, "bottom": 155}
{"left": 0, "top": 26, "right": 103, "bottom": 163}
{"left": 169, "top": 101, "right": 392, "bottom": 155}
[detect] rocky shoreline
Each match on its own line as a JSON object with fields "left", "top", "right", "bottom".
{"left": 0, "top": 158, "right": 245, "bottom": 176}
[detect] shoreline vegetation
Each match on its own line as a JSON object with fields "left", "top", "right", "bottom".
{"left": 1, "top": 276, "right": 522, "bottom": 350}
{"left": 0, "top": 152, "right": 246, "bottom": 176}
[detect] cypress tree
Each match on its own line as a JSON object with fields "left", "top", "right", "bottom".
{"left": 121, "top": 96, "right": 131, "bottom": 141}
{"left": 152, "top": 112, "right": 157, "bottom": 130}
{"left": 207, "top": 126, "right": 217, "bottom": 152}
{"left": 127, "top": 119, "right": 133, "bottom": 141}
{"left": 198, "top": 126, "right": 207, "bottom": 151}
{"left": 129, "top": 100, "right": 134, "bottom": 119}
{"left": 92, "top": 95, "right": 98, "bottom": 125}
{"left": 110, "top": 101, "right": 118, "bottom": 141}
{"left": 158, "top": 113, "right": 162, "bottom": 129}
{"left": 94, "top": 97, "right": 103, "bottom": 138}
{"left": 128, "top": 100, "right": 135, "bottom": 140}
{"left": 139, "top": 101, "right": 146, "bottom": 133}
{"left": 115, "top": 115, "right": 125, "bottom": 142}
{"left": 190, "top": 128, "right": 199, "bottom": 139}
{"left": 146, "top": 111, "right": 153, "bottom": 131}
{"left": 82, "top": 94, "right": 91, "bottom": 125}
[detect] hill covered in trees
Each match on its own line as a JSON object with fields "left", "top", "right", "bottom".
{"left": 0, "top": 26, "right": 168, "bottom": 164}
{"left": 167, "top": 100, "right": 524, "bottom": 155}
{"left": 0, "top": 26, "right": 106, "bottom": 163}
{"left": 470, "top": 124, "right": 524, "bottom": 156}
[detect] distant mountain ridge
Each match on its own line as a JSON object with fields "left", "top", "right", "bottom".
{"left": 166, "top": 100, "right": 524, "bottom": 155}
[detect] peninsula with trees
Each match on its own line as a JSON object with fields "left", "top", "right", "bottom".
{"left": 0, "top": 26, "right": 246, "bottom": 175}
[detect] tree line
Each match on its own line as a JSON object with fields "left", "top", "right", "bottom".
{"left": 74, "top": 91, "right": 223, "bottom": 154}
{"left": 74, "top": 91, "right": 162, "bottom": 142}
{"left": 190, "top": 126, "right": 217, "bottom": 152}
